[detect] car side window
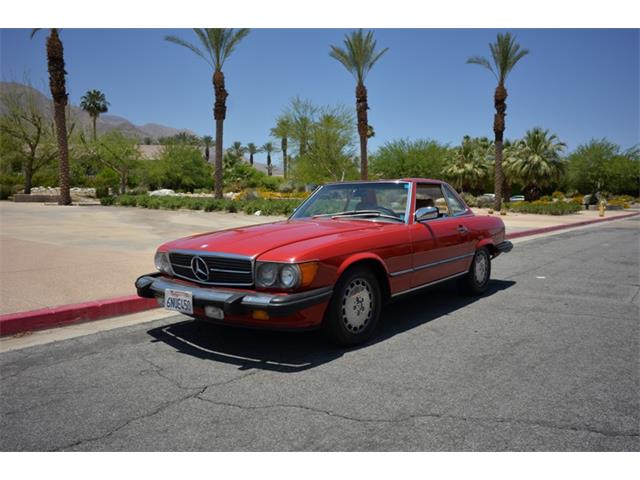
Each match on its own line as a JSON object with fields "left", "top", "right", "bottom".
{"left": 443, "top": 185, "right": 467, "bottom": 215}
{"left": 416, "top": 184, "right": 450, "bottom": 217}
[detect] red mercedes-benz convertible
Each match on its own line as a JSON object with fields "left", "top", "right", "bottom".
{"left": 136, "top": 179, "right": 512, "bottom": 345}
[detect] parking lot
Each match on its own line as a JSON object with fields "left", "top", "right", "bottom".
{"left": 1, "top": 218, "right": 638, "bottom": 451}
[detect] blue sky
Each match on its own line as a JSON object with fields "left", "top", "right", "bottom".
{"left": 1, "top": 28, "right": 638, "bottom": 166}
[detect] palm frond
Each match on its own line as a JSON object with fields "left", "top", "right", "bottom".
{"left": 165, "top": 35, "right": 213, "bottom": 68}
{"left": 329, "top": 29, "right": 388, "bottom": 84}
{"left": 29, "top": 28, "right": 42, "bottom": 39}
{"left": 466, "top": 55, "right": 497, "bottom": 80}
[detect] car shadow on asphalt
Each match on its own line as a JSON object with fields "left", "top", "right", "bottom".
{"left": 147, "top": 279, "right": 515, "bottom": 373}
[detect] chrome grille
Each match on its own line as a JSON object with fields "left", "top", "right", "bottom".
{"left": 168, "top": 252, "right": 253, "bottom": 286}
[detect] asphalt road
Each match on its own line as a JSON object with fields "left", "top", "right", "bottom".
{"left": 1, "top": 218, "right": 638, "bottom": 451}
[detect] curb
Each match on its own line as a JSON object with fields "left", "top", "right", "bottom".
{"left": 0, "top": 295, "right": 157, "bottom": 337}
{"left": 1, "top": 211, "right": 638, "bottom": 338}
{"left": 505, "top": 211, "right": 639, "bottom": 240}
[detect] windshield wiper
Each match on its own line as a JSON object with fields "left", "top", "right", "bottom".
{"left": 314, "top": 210, "right": 403, "bottom": 222}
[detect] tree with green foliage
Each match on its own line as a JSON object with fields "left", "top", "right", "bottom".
{"left": 330, "top": 29, "right": 388, "bottom": 180}
{"left": 229, "top": 141, "right": 247, "bottom": 159}
{"left": 0, "top": 84, "right": 58, "bottom": 194}
{"left": 291, "top": 106, "right": 359, "bottom": 184}
{"left": 370, "top": 139, "right": 449, "bottom": 180}
{"left": 567, "top": 140, "right": 640, "bottom": 196}
{"left": 467, "top": 32, "right": 529, "bottom": 210}
{"left": 30, "top": 28, "right": 72, "bottom": 205}
{"left": 88, "top": 130, "right": 141, "bottom": 194}
{"left": 285, "top": 97, "right": 317, "bottom": 159}
{"left": 246, "top": 142, "right": 260, "bottom": 166}
{"left": 158, "top": 132, "right": 202, "bottom": 146}
{"left": 79, "top": 89, "right": 109, "bottom": 140}
{"left": 261, "top": 142, "right": 279, "bottom": 176}
{"left": 165, "top": 28, "right": 250, "bottom": 199}
{"left": 147, "top": 143, "right": 213, "bottom": 192}
{"left": 443, "top": 136, "right": 492, "bottom": 193}
{"left": 202, "top": 135, "right": 214, "bottom": 163}
{"left": 503, "top": 128, "right": 566, "bottom": 200}
{"left": 271, "top": 115, "right": 292, "bottom": 179}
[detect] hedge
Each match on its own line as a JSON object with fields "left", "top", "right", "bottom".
{"left": 507, "top": 201, "right": 582, "bottom": 215}
{"left": 100, "top": 194, "right": 301, "bottom": 216}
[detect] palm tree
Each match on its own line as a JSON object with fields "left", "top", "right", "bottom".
{"left": 504, "top": 128, "right": 566, "bottom": 201}
{"left": 229, "top": 141, "right": 247, "bottom": 159}
{"left": 261, "top": 142, "right": 279, "bottom": 176}
{"left": 443, "top": 136, "right": 492, "bottom": 193}
{"left": 246, "top": 142, "right": 260, "bottom": 166}
{"left": 271, "top": 115, "right": 292, "bottom": 179}
{"left": 467, "top": 32, "right": 529, "bottom": 210}
{"left": 80, "top": 89, "right": 109, "bottom": 140}
{"left": 30, "top": 28, "right": 71, "bottom": 205}
{"left": 202, "top": 135, "right": 214, "bottom": 163}
{"left": 330, "top": 29, "right": 388, "bottom": 180}
{"left": 165, "top": 28, "right": 250, "bottom": 198}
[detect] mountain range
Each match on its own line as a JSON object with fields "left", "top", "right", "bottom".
{"left": 0, "top": 81, "right": 194, "bottom": 141}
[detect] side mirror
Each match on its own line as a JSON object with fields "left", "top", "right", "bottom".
{"left": 415, "top": 206, "right": 439, "bottom": 223}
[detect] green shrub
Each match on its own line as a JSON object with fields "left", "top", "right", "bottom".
{"left": 106, "top": 194, "right": 300, "bottom": 216}
{"left": 551, "top": 191, "right": 565, "bottom": 200}
{"left": 459, "top": 192, "right": 478, "bottom": 207}
{"left": 509, "top": 201, "right": 582, "bottom": 215}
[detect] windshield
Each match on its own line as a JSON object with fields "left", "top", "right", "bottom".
{"left": 291, "top": 182, "right": 410, "bottom": 222}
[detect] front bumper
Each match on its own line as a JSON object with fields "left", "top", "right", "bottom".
{"left": 135, "top": 273, "right": 333, "bottom": 319}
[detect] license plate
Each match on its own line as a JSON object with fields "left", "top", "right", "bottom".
{"left": 164, "top": 289, "right": 193, "bottom": 315}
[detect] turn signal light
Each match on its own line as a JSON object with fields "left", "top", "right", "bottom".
{"left": 300, "top": 262, "right": 319, "bottom": 287}
{"left": 252, "top": 310, "right": 270, "bottom": 320}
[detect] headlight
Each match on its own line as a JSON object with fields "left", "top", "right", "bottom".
{"left": 279, "top": 264, "right": 301, "bottom": 289}
{"left": 256, "top": 263, "right": 278, "bottom": 287}
{"left": 255, "top": 262, "right": 318, "bottom": 290}
{"left": 154, "top": 252, "right": 172, "bottom": 274}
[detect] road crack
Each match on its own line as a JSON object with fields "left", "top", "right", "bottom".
{"left": 193, "top": 397, "right": 639, "bottom": 439}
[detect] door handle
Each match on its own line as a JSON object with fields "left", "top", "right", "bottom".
{"left": 457, "top": 225, "right": 468, "bottom": 234}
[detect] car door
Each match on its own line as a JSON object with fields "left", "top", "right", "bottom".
{"left": 409, "top": 183, "right": 475, "bottom": 288}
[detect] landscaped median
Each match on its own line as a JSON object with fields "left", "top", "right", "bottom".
{"left": 1, "top": 209, "right": 638, "bottom": 338}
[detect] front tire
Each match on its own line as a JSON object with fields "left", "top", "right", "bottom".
{"left": 322, "top": 267, "right": 382, "bottom": 346}
{"left": 459, "top": 247, "right": 491, "bottom": 295}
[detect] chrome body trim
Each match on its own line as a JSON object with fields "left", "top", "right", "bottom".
{"left": 390, "top": 271, "right": 468, "bottom": 298}
{"left": 389, "top": 252, "right": 475, "bottom": 277}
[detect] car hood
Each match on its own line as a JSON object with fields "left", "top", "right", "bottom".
{"left": 159, "top": 218, "right": 386, "bottom": 258}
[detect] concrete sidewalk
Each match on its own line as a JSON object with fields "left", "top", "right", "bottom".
{"left": 0, "top": 202, "right": 636, "bottom": 315}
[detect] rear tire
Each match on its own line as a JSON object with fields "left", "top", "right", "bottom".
{"left": 322, "top": 267, "right": 382, "bottom": 347}
{"left": 459, "top": 247, "right": 491, "bottom": 295}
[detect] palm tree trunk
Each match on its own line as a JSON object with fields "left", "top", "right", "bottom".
{"left": 249, "top": 152, "right": 254, "bottom": 165}
{"left": 356, "top": 83, "right": 369, "bottom": 180}
{"left": 267, "top": 152, "right": 272, "bottom": 176}
{"left": 493, "top": 84, "right": 507, "bottom": 210}
{"left": 213, "top": 70, "right": 228, "bottom": 199}
{"left": 205, "top": 145, "right": 210, "bottom": 163}
{"left": 92, "top": 115, "right": 97, "bottom": 141}
{"left": 46, "top": 29, "right": 71, "bottom": 206}
{"left": 281, "top": 137, "right": 288, "bottom": 179}
{"left": 24, "top": 158, "right": 33, "bottom": 195}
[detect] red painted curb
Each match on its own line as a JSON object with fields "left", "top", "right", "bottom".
{"left": 1, "top": 211, "right": 637, "bottom": 338}
{"left": 0, "top": 295, "right": 157, "bottom": 337}
{"left": 505, "top": 211, "right": 639, "bottom": 240}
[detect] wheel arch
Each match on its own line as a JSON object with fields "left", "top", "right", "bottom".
{"left": 476, "top": 238, "right": 499, "bottom": 257}
{"left": 336, "top": 254, "right": 391, "bottom": 303}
